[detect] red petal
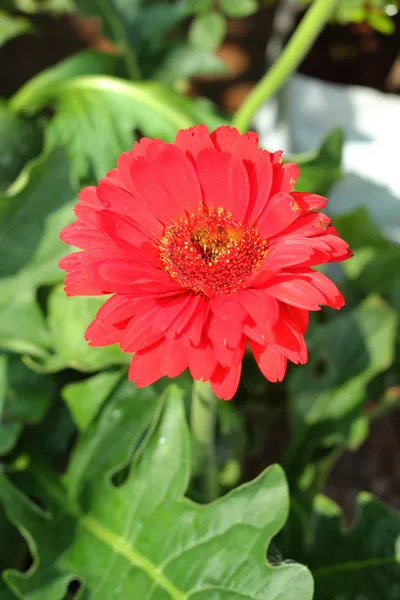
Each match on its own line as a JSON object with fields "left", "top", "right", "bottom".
{"left": 208, "top": 314, "right": 243, "bottom": 354}
{"left": 176, "top": 297, "right": 209, "bottom": 347}
{"left": 272, "top": 313, "right": 303, "bottom": 352}
{"left": 237, "top": 289, "right": 279, "bottom": 328}
{"left": 188, "top": 342, "right": 218, "bottom": 381}
{"left": 60, "top": 223, "right": 109, "bottom": 251}
{"left": 298, "top": 269, "right": 345, "bottom": 309}
{"left": 265, "top": 274, "right": 326, "bottom": 310}
{"left": 74, "top": 186, "right": 102, "bottom": 226}
{"left": 257, "top": 192, "right": 302, "bottom": 239}
{"left": 264, "top": 239, "right": 317, "bottom": 270}
{"left": 210, "top": 361, "right": 242, "bottom": 401}
{"left": 245, "top": 155, "right": 273, "bottom": 225}
{"left": 282, "top": 303, "right": 309, "bottom": 335}
{"left": 210, "top": 126, "right": 240, "bottom": 151}
{"left": 89, "top": 294, "right": 138, "bottom": 328}
{"left": 152, "top": 294, "right": 193, "bottom": 335}
{"left": 128, "top": 339, "right": 164, "bottom": 386}
{"left": 96, "top": 210, "right": 157, "bottom": 263}
{"left": 120, "top": 305, "right": 162, "bottom": 352}
{"left": 210, "top": 296, "right": 247, "bottom": 322}
{"left": 291, "top": 191, "right": 328, "bottom": 210}
{"left": 167, "top": 294, "right": 203, "bottom": 338}
{"left": 98, "top": 260, "right": 161, "bottom": 290}
{"left": 270, "top": 163, "right": 299, "bottom": 196}
{"left": 97, "top": 180, "right": 163, "bottom": 241}
{"left": 139, "top": 143, "right": 203, "bottom": 215}
{"left": 160, "top": 338, "right": 188, "bottom": 377}
{"left": 196, "top": 149, "right": 250, "bottom": 222}
{"left": 266, "top": 270, "right": 344, "bottom": 311}
{"left": 250, "top": 342, "right": 287, "bottom": 382}
{"left": 129, "top": 157, "right": 186, "bottom": 224}
{"left": 174, "top": 125, "right": 214, "bottom": 160}
{"left": 280, "top": 335, "right": 308, "bottom": 364}
{"left": 278, "top": 212, "right": 331, "bottom": 239}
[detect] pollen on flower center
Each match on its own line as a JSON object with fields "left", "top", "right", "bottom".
{"left": 159, "top": 207, "right": 268, "bottom": 297}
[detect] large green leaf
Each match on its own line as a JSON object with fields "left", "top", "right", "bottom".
{"left": 64, "top": 377, "right": 161, "bottom": 498}
{"left": 0, "top": 387, "right": 313, "bottom": 599}
{"left": 0, "top": 149, "right": 75, "bottom": 357}
{"left": 9, "top": 50, "right": 120, "bottom": 115}
{"left": 47, "top": 76, "right": 223, "bottom": 180}
{"left": 0, "top": 353, "right": 53, "bottom": 455}
{"left": 61, "top": 370, "right": 122, "bottom": 432}
{"left": 289, "top": 296, "right": 397, "bottom": 432}
{"left": 297, "top": 493, "right": 400, "bottom": 599}
{"left": 284, "top": 296, "right": 398, "bottom": 485}
{"left": 12, "top": 57, "right": 224, "bottom": 181}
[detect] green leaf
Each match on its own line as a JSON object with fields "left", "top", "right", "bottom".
{"left": 292, "top": 129, "right": 344, "bottom": 196}
{"left": 189, "top": 11, "right": 227, "bottom": 51}
{"left": 0, "top": 100, "right": 42, "bottom": 192}
{"left": 367, "top": 11, "right": 396, "bottom": 33}
{"left": 284, "top": 296, "right": 398, "bottom": 483}
{"left": 136, "top": 1, "right": 188, "bottom": 53}
{"left": 74, "top": 0, "right": 142, "bottom": 78}
{"left": 65, "top": 378, "right": 161, "bottom": 497}
{"left": 28, "top": 285, "right": 130, "bottom": 373}
{"left": 156, "top": 46, "right": 227, "bottom": 83}
{"left": 298, "top": 493, "right": 400, "bottom": 599}
{"left": 0, "top": 149, "right": 75, "bottom": 357}
{"left": 184, "top": 0, "right": 213, "bottom": 11}
{"left": 6, "top": 0, "right": 73, "bottom": 13}
{"left": 0, "top": 10, "right": 33, "bottom": 48}
{"left": 10, "top": 50, "right": 120, "bottom": 115}
{"left": 0, "top": 387, "right": 313, "bottom": 599}
{"left": 13, "top": 66, "right": 224, "bottom": 181}
{"left": 0, "top": 580, "right": 18, "bottom": 599}
{"left": 61, "top": 370, "right": 122, "bottom": 431}
{"left": 356, "top": 246, "right": 400, "bottom": 295}
{"left": 220, "top": 0, "right": 258, "bottom": 18}
{"left": 334, "top": 207, "right": 389, "bottom": 251}
{"left": 0, "top": 353, "right": 54, "bottom": 455}
{"left": 302, "top": 0, "right": 398, "bottom": 33}
{"left": 291, "top": 296, "right": 397, "bottom": 428}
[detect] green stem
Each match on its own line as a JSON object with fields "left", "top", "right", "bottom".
{"left": 232, "top": 0, "right": 338, "bottom": 133}
{"left": 99, "top": 0, "right": 141, "bottom": 81}
{"left": 191, "top": 380, "right": 220, "bottom": 502}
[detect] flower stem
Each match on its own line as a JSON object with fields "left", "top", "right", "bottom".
{"left": 232, "top": 0, "right": 338, "bottom": 133}
{"left": 191, "top": 380, "right": 220, "bottom": 502}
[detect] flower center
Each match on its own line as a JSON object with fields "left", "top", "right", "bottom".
{"left": 159, "top": 207, "right": 268, "bottom": 297}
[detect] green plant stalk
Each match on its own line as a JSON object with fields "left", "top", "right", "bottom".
{"left": 191, "top": 380, "right": 220, "bottom": 502}
{"left": 232, "top": 0, "right": 338, "bottom": 133}
{"left": 99, "top": 0, "right": 141, "bottom": 80}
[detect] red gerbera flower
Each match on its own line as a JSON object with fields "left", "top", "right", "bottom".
{"left": 59, "top": 125, "right": 351, "bottom": 400}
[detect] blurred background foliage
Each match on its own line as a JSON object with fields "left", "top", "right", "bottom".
{"left": 0, "top": 0, "right": 399, "bottom": 598}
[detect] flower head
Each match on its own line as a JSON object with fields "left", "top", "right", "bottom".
{"left": 60, "top": 125, "right": 352, "bottom": 400}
